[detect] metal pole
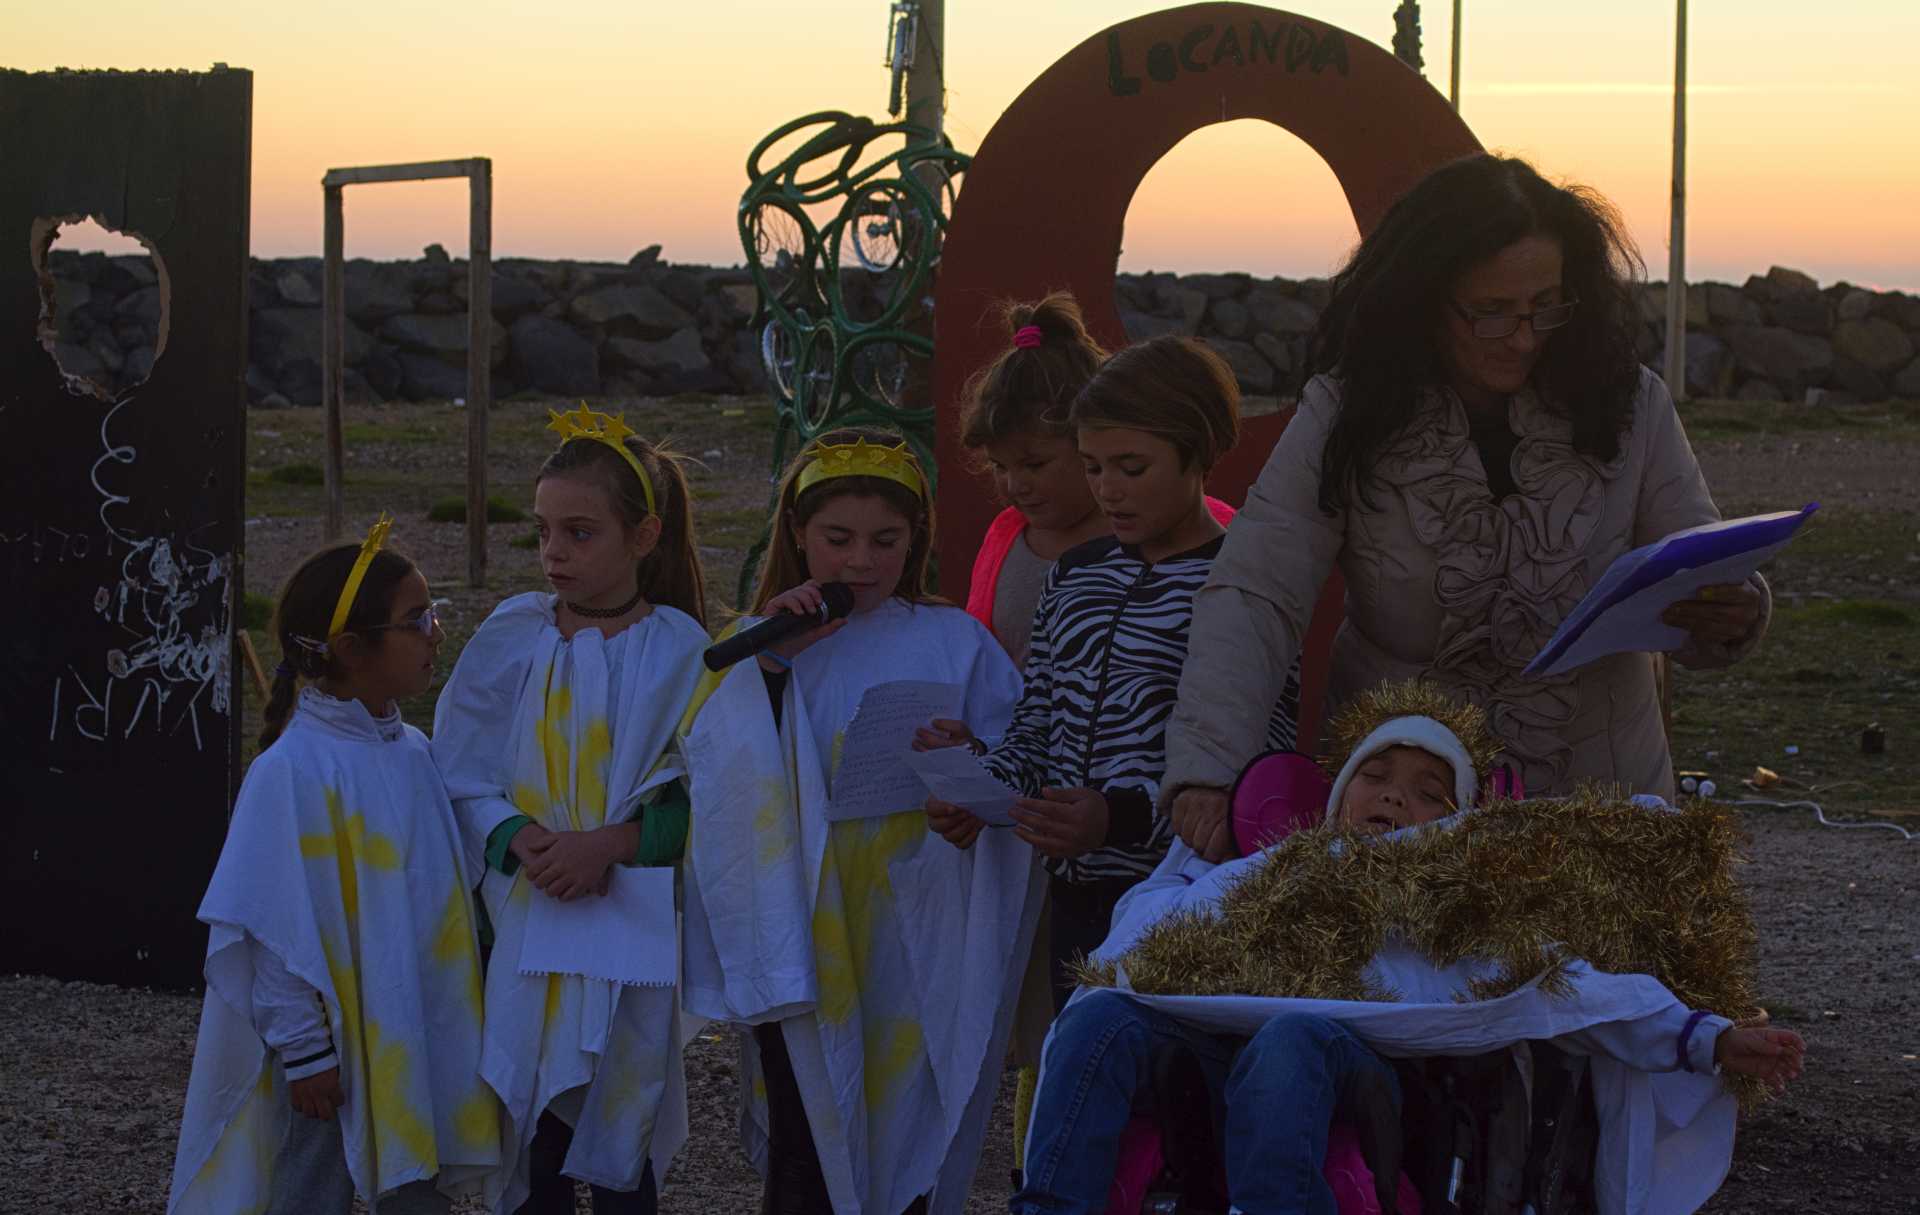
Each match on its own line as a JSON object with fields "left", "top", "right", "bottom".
{"left": 1658, "top": 0, "right": 1688, "bottom": 753}
{"left": 321, "top": 184, "right": 345, "bottom": 542}
{"left": 1450, "top": 0, "right": 1462, "bottom": 109}
{"left": 1664, "top": 0, "right": 1688, "bottom": 402}
{"left": 466, "top": 159, "right": 492, "bottom": 589}
{"left": 902, "top": 0, "right": 945, "bottom": 424}
{"left": 907, "top": 0, "right": 944, "bottom": 141}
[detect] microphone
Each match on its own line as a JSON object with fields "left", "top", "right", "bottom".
{"left": 702, "top": 582, "right": 856, "bottom": 671}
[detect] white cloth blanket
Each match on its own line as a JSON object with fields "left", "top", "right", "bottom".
{"left": 1072, "top": 838, "right": 1739, "bottom": 1215}
{"left": 679, "top": 599, "right": 1043, "bottom": 1215}
{"left": 169, "top": 690, "right": 500, "bottom": 1214}
{"left": 433, "top": 594, "right": 707, "bottom": 1211}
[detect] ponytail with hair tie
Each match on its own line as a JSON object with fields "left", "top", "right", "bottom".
{"left": 959, "top": 291, "right": 1110, "bottom": 451}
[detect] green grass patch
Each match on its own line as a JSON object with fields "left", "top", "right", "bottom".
{"left": 700, "top": 505, "right": 771, "bottom": 547}
{"left": 343, "top": 421, "right": 445, "bottom": 445}
{"left": 1754, "top": 508, "right": 1917, "bottom": 594}
{"left": 509, "top": 532, "right": 540, "bottom": 550}
{"left": 1785, "top": 666, "right": 1844, "bottom": 685}
{"left": 1785, "top": 600, "right": 1913, "bottom": 629}
{"left": 244, "top": 473, "right": 317, "bottom": 518}
{"left": 240, "top": 591, "right": 274, "bottom": 630}
{"left": 1672, "top": 594, "right": 1920, "bottom": 817}
{"left": 428, "top": 495, "right": 527, "bottom": 524}
{"left": 268, "top": 462, "right": 325, "bottom": 485}
{"left": 1680, "top": 397, "right": 1920, "bottom": 442}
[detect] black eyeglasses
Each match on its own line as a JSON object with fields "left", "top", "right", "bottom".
{"left": 1451, "top": 299, "right": 1578, "bottom": 339}
{"left": 362, "top": 598, "right": 451, "bottom": 638}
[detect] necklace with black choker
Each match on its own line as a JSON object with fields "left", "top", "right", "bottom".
{"left": 564, "top": 583, "right": 645, "bottom": 619}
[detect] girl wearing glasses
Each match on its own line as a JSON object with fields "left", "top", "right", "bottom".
{"left": 432, "top": 411, "right": 710, "bottom": 1215}
{"left": 1164, "top": 153, "right": 1770, "bottom": 862}
{"left": 171, "top": 527, "right": 501, "bottom": 1215}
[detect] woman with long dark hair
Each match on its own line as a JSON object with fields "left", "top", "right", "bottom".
{"left": 1164, "top": 153, "right": 1769, "bottom": 859}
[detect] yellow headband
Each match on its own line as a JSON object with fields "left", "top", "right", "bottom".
{"left": 327, "top": 513, "right": 394, "bottom": 639}
{"left": 796, "top": 437, "right": 925, "bottom": 501}
{"left": 547, "top": 404, "right": 657, "bottom": 516}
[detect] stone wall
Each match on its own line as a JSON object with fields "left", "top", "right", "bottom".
{"left": 42, "top": 248, "right": 1920, "bottom": 405}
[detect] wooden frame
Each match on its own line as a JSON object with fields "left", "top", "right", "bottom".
{"left": 321, "top": 157, "right": 492, "bottom": 586}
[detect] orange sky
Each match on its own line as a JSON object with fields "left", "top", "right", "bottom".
{"left": 9, "top": 0, "right": 1917, "bottom": 290}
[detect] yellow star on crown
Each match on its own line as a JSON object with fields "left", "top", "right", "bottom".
{"left": 545, "top": 403, "right": 655, "bottom": 515}
{"left": 327, "top": 512, "right": 394, "bottom": 640}
{"left": 798, "top": 437, "right": 925, "bottom": 500}
{"left": 547, "top": 403, "right": 636, "bottom": 447}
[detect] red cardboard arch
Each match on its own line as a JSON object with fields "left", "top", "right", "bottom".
{"left": 932, "top": 3, "right": 1479, "bottom": 750}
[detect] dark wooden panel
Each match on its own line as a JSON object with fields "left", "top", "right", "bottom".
{"left": 0, "top": 68, "right": 251, "bottom": 988}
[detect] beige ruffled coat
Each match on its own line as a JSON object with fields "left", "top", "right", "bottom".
{"left": 1166, "top": 368, "right": 1768, "bottom": 802}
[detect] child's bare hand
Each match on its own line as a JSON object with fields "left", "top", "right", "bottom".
{"left": 508, "top": 822, "right": 557, "bottom": 867}
{"left": 290, "top": 1066, "right": 345, "bottom": 1120}
{"left": 913, "top": 718, "right": 978, "bottom": 752}
{"left": 1715, "top": 1025, "right": 1805, "bottom": 1092}
{"left": 1011, "top": 787, "right": 1110, "bottom": 860}
{"left": 926, "top": 796, "right": 985, "bottom": 850}
{"left": 759, "top": 580, "right": 848, "bottom": 663}
{"left": 522, "top": 828, "right": 621, "bottom": 901}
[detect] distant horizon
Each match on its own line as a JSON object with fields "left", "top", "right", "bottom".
{"left": 49, "top": 222, "right": 1917, "bottom": 296}
{"left": 14, "top": 1, "right": 1917, "bottom": 296}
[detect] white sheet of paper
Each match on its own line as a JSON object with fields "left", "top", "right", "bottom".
{"left": 899, "top": 744, "right": 1022, "bottom": 828}
{"left": 518, "top": 865, "right": 677, "bottom": 987}
{"left": 824, "top": 680, "right": 965, "bottom": 822}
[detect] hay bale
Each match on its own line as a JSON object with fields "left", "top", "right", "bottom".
{"left": 1084, "top": 789, "right": 1766, "bottom": 1106}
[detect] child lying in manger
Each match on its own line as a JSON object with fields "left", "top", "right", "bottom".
{"left": 1013, "top": 682, "right": 1804, "bottom": 1215}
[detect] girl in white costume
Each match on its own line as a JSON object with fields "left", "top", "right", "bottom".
{"left": 678, "top": 431, "right": 1037, "bottom": 1215}
{"left": 433, "top": 408, "right": 710, "bottom": 1215}
{"left": 169, "top": 520, "right": 500, "bottom": 1215}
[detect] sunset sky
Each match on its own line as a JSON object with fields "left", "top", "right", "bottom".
{"left": 8, "top": 0, "right": 1916, "bottom": 290}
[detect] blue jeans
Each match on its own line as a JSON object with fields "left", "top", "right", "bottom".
{"left": 1012, "top": 990, "right": 1400, "bottom": 1215}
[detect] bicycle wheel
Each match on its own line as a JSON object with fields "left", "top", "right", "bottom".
{"left": 761, "top": 319, "right": 800, "bottom": 406}
{"left": 742, "top": 198, "right": 815, "bottom": 312}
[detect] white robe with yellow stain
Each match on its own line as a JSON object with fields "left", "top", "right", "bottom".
{"left": 169, "top": 689, "right": 500, "bottom": 1215}
{"left": 432, "top": 593, "right": 707, "bottom": 1211}
{"left": 679, "top": 598, "right": 1042, "bottom": 1215}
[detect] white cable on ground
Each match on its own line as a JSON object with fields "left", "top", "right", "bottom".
{"left": 1725, "top": 797, "right": 1915, "bottom": 841}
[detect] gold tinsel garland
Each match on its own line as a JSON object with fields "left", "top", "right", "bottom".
{"left": 1319, "top": 679, "right": 1506, "bottom": 788}
{"left": 1079, "top": 788, "right": 1767, "bottom": 1108}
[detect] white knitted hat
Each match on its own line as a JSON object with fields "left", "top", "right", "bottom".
{"left": 1324, "top": 715, "right": 1479, "bottom": 824}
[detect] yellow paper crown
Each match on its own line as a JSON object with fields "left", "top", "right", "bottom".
{"left": 547, "top": 404, "right": 656, "bottom": 516}
{"left": 796, "top": 437, "right": 925, "bottom": 500}
{"left": 327, "top": 512, "right": 394, "bottom": 639}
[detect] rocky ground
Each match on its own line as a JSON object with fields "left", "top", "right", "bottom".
{"left": 3, "top": 395, "right": 1916, "bottom": 1212}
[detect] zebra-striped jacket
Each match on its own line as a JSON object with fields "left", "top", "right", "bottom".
{"left": 981, "top": 535, "right": 1300, "bottom": 884}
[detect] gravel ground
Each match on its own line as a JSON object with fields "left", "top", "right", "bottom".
{"left": 5, "top": 400, "right": 1915, "bottom": 1213}
{"left": 5, "top": 810, "right": 1911, "bottom": 1212}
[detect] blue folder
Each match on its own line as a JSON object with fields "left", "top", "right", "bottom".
{"left": 1523, "top": 503, "right": 1819, "bottom": 678}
